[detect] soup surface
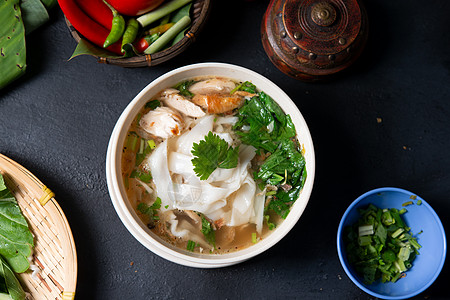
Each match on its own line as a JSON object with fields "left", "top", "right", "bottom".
{"left": 121, "top": 77, "right": 307, "bottom": 254}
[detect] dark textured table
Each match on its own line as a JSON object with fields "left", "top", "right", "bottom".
{"left": 1, "top": 0, "right": 449, "bottom": 299}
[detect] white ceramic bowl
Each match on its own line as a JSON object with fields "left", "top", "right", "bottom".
{"left": 106, "top": 63, "right": 315, "bottom": 267}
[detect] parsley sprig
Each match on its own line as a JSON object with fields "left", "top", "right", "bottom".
{"left": 191, "top": 132, "right": 239, "bottom": 180}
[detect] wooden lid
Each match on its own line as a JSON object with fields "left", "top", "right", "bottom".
{"left": 261, "top": 0, "right": 368, "bottom": 81}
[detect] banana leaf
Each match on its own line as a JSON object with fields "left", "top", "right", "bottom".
{"left": 0, "top": 175, "right": 34, "bottom": 274}
{"left": 0, "top": 256, "right": 25, "bottom": 300}
{"left": 0, "top": 0, "right": 26, "bottom": 90}
{"left": 21, "top": 0, "right": 49, "bottom": 35}
{"left": 69, "top": 38, "right": 123, "bottom": 60}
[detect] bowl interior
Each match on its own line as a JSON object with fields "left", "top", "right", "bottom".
{"left": 107, "top": 63, "right": 316, "bottom": 266}
{"left": 337, "top": 188, "right": 447, "bottom": 299}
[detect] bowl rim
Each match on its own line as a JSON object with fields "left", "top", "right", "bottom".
{"left": 336, "top": 187, "right": 447, "bottom": 299}
{"left": 106, "top": 62, "right": 316, "bottom": 267}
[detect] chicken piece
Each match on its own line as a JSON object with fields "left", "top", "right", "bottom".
{"left": 191, "top": 94, "right": 244, "bottom": 114}
{"left": 232, "top": 90, "right": 257, "bottom": 98}
{"left": 189, "top": 78, "right": 236, "bottom": 95}
{"left": 139, "top": 106, "right": 184, "bottom": 139}
{"left": 159, "top": 89, "right": 206, "bottom": 118}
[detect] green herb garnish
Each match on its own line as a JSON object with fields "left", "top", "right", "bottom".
{"left": 145, "top": 100, "right": 160, "bottom": 110}
{"left": 130, "top": 170, "right": 152, "bottom": 183}
{"left": 191, "top": 132, "right": 239, "bottom": 180}
{"left": 233, "top": 91, "right": 306, "bottom": 220}
{"left": 186, "top": 240, "right": 196, "bottom": 252}
{"left": 135, "top": 139, "right": 154, "bottom": 166}
{"left": 200, "top": 214, "right": 215, "bottom": 248}
{"left": 174, "top": 80, "right": 195, "bottom": 98}
{"left": 344, "top": 204, "right": 422, "bottom": 285}
{"left": 230, "top": 81, "right": 257, "bottom": 94}
{"left": 137, "top": 198, "right": 162, "bottom": 220}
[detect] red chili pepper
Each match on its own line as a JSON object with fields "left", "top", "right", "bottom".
{"left": 75, "top": 0, "right": 113, "bottom": 30}
{"left": 58, "top": 0, "right": 122, "bottom": 54}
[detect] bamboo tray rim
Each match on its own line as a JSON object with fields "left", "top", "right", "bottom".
{"left": 0, "top": 153, "right": 78, "bottom": 300}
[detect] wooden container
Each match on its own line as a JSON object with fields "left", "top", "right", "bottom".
{"left": 66, "top": 0, "right": 211, "bottom": 67}
{"left": 0, "top": 154, "right": 77, "bottom": 300}
{"left": 261, "top": 0, "right": 368, "bottom": 81}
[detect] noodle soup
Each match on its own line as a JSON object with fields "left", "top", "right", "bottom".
{"left": 121, "top": 76, "right": 306, "bottom": 254}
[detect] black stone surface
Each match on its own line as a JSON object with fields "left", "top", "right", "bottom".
{"left": 1, "top": 0, "right": 449, "bottom": 299}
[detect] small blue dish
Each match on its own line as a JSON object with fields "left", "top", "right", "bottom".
{"left": 337, "top": 187, "right": 447, "bottom": 299}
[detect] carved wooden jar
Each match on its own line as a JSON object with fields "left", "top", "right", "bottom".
{"left": 261, "top": 0, "right": 368, "bottom": 81}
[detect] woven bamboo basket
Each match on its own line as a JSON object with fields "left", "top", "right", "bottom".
{"left": 0, "top": 153, "right": 77, "bottom": 300}
{"left": 65, "top": 0, "right": 211, "bottom": 67}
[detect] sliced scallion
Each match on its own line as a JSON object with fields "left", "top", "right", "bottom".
{"left": 252, "top": 233, "right": 257, "bottom": 244}
{"left": 358, "top": 224, "right": 374, "bottom": 236}
{"left": 186, "top": 240, "right": 196, "bottom": 252}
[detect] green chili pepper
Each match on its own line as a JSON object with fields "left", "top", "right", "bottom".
{"left": 121, "top": 18, "right": 139, "bottom": 52}
{"left": 102, "top": 0, "right": 125, "bottom": 49}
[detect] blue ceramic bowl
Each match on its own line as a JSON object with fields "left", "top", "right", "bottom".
{"left": 337, "top": 187, "right": 447, "bottom": 299}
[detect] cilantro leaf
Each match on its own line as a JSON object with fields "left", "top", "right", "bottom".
{"left": 200, "top": 214, "right": 215, "bottom": 247}
{"left": 145, "top": 100, "right": 160, "bottom": 110}
{"left": 137, "top": 198, "right": 161, "bottom": 220}
{"left": 191, "top": 132, "right": 239, "bottom": 180}
{"left": 174, "top": 80, "right": 196, "bottom": 98}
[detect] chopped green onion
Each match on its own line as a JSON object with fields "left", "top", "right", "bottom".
{"left": 266, "top": 190, "right": 277, "bottom": 196}
{"left": 148, "top": 139, "right": 156, "bottom": 149}
{"left": 402, "top": 201, "right": 413, "bottom": 207}
{"left": 359, "top": 224, "right": 374, "bottom": 236}
{"left": 409, "top": 238, "right": 422, "bottom": 250}
{"left": 399, "top": 208, "right": 407, "bottom": 214}
{"left": 136, "top": 113, "right": 142, "bottom": 125}
{"left": 398, "top": 246, "right": 411, "bottom": 261}
{"left": 416, "top": 199, "right": 422, "bottom": 205}
{"left": 252, "top": 233, "right": 257, "bottom": 243}
{"left": 344, "top": 204, "right": 422, "bottom": 285}
{"left": 264, "top": 215, "right": 276, "bottom": 230}
{"left": 381, "top": 210, "right": 395, "bottom": 226}
{"left": 186, "top": 240, "right": 196, "bottom": 252}
{"left": 392, "top": 228, "right": 404, "bottom": 238}
{"left": 139, "top": 139, "right": 145, "bottom": 154}
{"left": 358, "top": 236, "right": 372, "bottom": 246}
{"left": 126, "top": 134, "right": 139, "bottom": 152}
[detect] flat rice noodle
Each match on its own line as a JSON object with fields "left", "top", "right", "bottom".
{"left": 215, "top": 116, "right": 239, "bottom": 125}
{"left": 168, "top": 149, "right": 229, "bottom": 214}
{"left": 175, "top": 115, "right": 214, "bottom": 155}
{"left": 227, "top": 173, "right": 256, "bottom": 226}
{"left": 146, "top": 139, "right": 173, "bottom": 211}
{"left": 214, "top": 132, "right": 233, "bottom": 146}
{"left": 252, "top": 186, "right": 265, "bottom": 235}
